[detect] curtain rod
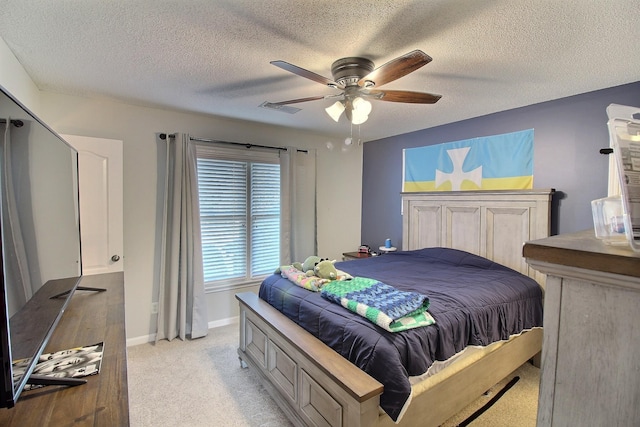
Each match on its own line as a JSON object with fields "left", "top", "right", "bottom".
{"left": 158, "top": 133, "right": 307, "bottom": 153}
{"left": 0, "top": 119, "right": 24, "bottom": 127}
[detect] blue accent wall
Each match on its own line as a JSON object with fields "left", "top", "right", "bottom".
{"left": 361, "top": 81, "right": 640, "bottom": 250}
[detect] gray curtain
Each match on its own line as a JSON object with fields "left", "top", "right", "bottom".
{"left": 280, "top": 147, "right": 317, "bottom": 264}
{"left": 1, "top": 119, "right": 33, "bottom": 310}
{"left": 156, "top": 133, "right": 208, "bottom": 341}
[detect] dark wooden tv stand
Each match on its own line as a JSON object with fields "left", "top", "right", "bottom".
{"left": 0, "top": 272, "right": 129, "bottom": 426}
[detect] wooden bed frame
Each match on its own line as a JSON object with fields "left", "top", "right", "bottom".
{"left": 237, "top": 189, "right": 553, "bottom": 427}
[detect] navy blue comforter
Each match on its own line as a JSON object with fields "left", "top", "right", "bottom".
{"left": 259, "top": 248, "right": 543, "bottom": 421}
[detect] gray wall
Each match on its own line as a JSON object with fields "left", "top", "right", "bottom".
{"left": 361, "top": 81, "right": 640, "bottom": 250}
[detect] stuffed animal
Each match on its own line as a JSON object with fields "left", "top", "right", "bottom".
{"left": 275, "top": 255, "right": 324, "bottom": 275}
{"left": 274, "top": 261, "right": 302, "bottom": 274}
{"left": 313, "top": 259, "right": 337, "bottom": 280}
{"left": 301, "top": 255, "right": 321, "bottom": 273}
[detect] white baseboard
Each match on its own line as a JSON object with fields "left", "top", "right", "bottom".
{"left": 126, "top": 316, "right": 239, "bottom": 347}
{"left": 127, "top": 334, "right": 156, "bottom": 347}
{"left": 208, "top": 316, "right": 239, "bottom": 329}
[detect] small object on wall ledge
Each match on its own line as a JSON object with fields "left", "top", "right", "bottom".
{"left": 342, "top": 251, "right": 373, "bottom": 261}
{"left": 358, "top": 244, "right": 371, "bottom": 254}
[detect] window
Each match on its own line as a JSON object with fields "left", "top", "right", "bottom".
{"left": 195, "top": 145, "right": 280, "bottom": 292}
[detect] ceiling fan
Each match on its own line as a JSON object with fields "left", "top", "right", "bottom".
{"left": 268, "top": 50, "right": 441, "bottom": 125}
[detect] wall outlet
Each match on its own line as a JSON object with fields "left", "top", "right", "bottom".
{"left": 151, "top": 302, "right": 158, "bottom": 314}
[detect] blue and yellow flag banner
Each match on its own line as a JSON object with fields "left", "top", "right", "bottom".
{"left": 403, "top": 129, "right": 533, "bottom": 192}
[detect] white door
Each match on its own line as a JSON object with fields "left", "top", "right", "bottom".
{"left": 63, "top": 135, "right": 124, "bottom": 275}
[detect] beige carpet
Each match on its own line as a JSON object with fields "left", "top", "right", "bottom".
{"left": 439, "top": 361, "right": 540, "bottom": 427}
{"left": 127, "top": 323, "right": 539, "bottom": 426}
{"left": 127, "top": 324, "right": 292, "bottom": 427}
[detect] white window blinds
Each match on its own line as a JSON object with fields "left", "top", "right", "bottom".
{"left": 196, "top": 145, "right": 280, "bottom": 291}
{"left": 250, "top": 162, "right": 281, "bottom": 275}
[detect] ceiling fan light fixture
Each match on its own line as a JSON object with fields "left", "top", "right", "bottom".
{"left": 351, "top": 111, "right": 369, "bottom": 125}
{"left": 349, "top": 97, "right": 371, "bottom": 124}
{"left": 325, "top": 101, "right": 345, "bottom": 122}
{"left": 352, "top": 97, "right": 372, "bottom": 115}
{"left": 271, "top": 50, "right": 439, "bottom": 128}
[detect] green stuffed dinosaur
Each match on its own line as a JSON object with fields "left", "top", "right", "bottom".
{"left": 301, "top": 255, "right": 321, "bottom": 274}
{"left": 313, "top": 259, "right": 337, "bottom": 280}
{"left": 274, "top": 255, "right": 320, "bottom": 275}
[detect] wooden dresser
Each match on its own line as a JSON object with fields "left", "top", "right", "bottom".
{"left": 0, "top": 272, "right": 129, "bottom": 426}
{"left": 523, "top": 230, "right": 640, "bottom": 426}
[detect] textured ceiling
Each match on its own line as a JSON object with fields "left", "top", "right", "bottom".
{"left": 1, "top": 0, "right": 638, "bottom": 142}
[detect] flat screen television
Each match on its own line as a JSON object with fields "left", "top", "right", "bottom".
{"left": 0, "top": 86, "right": 83, "bottom": 408}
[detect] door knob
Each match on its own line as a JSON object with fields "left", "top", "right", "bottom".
{"left": 111, "top": 254, "right": 120, "bottom": 262}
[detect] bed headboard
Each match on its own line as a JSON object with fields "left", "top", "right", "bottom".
{"left": 402, "top": 189, "right": 554, "bottom": 285}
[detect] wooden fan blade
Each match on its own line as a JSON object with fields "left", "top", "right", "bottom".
{"left": 267, "top": 95, "right": 327, "bottom": 106}
{"left": 366, "top": 89, "right": 442, "bottom": 104}
{"left": 358, "top": 50, "right": 432, "bottom": 88}
{"left": 271, "top": 60, "right": 342, "bottom": 88}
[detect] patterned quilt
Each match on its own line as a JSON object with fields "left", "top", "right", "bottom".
{"left": 320, "top": 277, "right": 435, "bottom": 332}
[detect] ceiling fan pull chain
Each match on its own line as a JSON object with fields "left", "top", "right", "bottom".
{"left": 350, "top": 122, "right": 354, "bottom": 146}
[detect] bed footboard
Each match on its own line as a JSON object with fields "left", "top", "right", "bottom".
{"left": 236, "top": 292, "right": 383, "bottom": 427}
